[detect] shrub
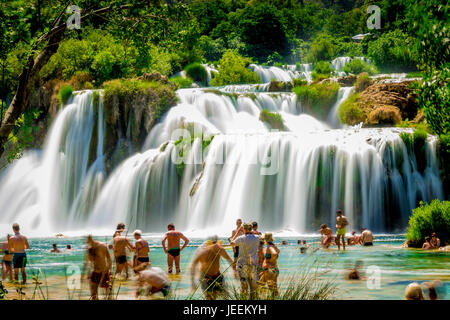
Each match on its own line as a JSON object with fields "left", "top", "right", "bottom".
{"left": 354, "top": 72, "right": 371, "bottom": 92}
{"left": 367, "top": 106, "right": 402, "bottom": 125}
{"left": 399, "top": 126, "right": 428, "bottom": 172}
{"left": 293, "top": 82, "right": 340, "bottom": 119}
{"left": 210, "top": 50, "right": 260, "bottom": 86}
{"left": 57, "top": 85, "right": 74, "bottom": 105}
{"left": 170, "top": 76, "right": 193, "bottom": 89}
{"left": 184, "top": 63, "right": 208, "bottom": 85}
{"left": 406, "top": 200, "right": 450, "bottom": 247}
{"left": 68, "top": 71, "right": 94, "bottom": 90}
{"left": 342, "top": 59, "right": 377, "bottom": 75}
{"left": 337, "top": 93, "right": 365, "bottom": 125}
{"left": 259, "top": 110, "right": 286, "bottom": 130}
{"left": 306, "top": 36, "right": 337, "bottom": 63}
{"left": 291, "top": 78, "right": 308, "bottom": 87}
{"left": 313, "top": 61, "right": 333, "bottom": 76}
{"left": 438, "top": 133, "right": 450, "bottom": 196}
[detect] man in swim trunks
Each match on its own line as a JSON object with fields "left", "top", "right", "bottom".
{"left": 319, "top": 224, "right": 333, "bottom": 248}
{"left": 335, "top": 210, "right": 348, "bottom": 251}
{"left": 1, "top": 234, "right": 13, "bottom": 281}
{"left": 229, "top": 219, "right": 244, "bottom": 276}
{"left": 230, "top": 223, "right": 260, "bottom": 298}
{"left": 9, "top": 223, "right": 30, "bottom": 284}
{"left": 359, "top": 228, "right": 374, "bottom": 246}
{"left": 82, "top": 235, "right": 112, "bottom": 300}
{"left": 134, "top": 230, "right": 150, "bottom": 269}
{"left": 190, "top": 235, "right": 234, "bottom": 300}
{"left": 135, "top": 265, "right": 171, "bottom": 299}
{"left": 162, "top": 223, "right": 189, "bottom": 274}
{"left": 113, "top": 230, "right": 134, "bottom": 279}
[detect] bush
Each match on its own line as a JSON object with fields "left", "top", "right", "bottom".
{"left": 170, "top": 76, "right": 193, "bottom": 89}
{"left": 291, "top": 78, "right": 308, "bottom": 87}
{"left": 367, "top": 106, "right": 402, "bottom": 125}
{"left": 399, "top": 126, "right": 428, "bottom": 172}
{"left": 438, "top": 133, "right": 450, "bottom": 196}
{"left": 184, "top": 63, "right": 208, "bottom": 85}
{"left": 313, "top": 61, "right": 333, "bottom": 75}
{"left": 337, "top": 92, "right": 365, "bottom": 125}
{"left": 342, "top": 59, "right": 377, "bottom": 75}
{"left": 306, "top": 36, "right": 337, "bottom": 63}
{"left": 259, "top": 110, "right": 286, "bottom": 130}
{"left": 355, "top": 72, "right": 371, "bottom": 92}
{"left": 57, "top": 85, "right": 74, "bottom": 105}
{"left": 210, "top": 50, "right": 260, "bottom": 86}
{"left": 367, "top": 29, "right": 418, "bottom": 71}
{"left": 406, "top": 200, "right": 450, "bottom": 247}
{"left": 293, "top": 82, "right": 340, "bottom": 119}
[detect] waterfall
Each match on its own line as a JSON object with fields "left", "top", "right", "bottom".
{"left": 249, "top": 64, "right": 312, "bottom": 83}
{"left": 326, "top": 87, "right": 354, "bottom": 128}
{"left": 0, "top": 84, "right": 444, "bottom": 236}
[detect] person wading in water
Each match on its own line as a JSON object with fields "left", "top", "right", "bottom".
{"left": 162, "top": 223, "right": 189, "bottom": 274}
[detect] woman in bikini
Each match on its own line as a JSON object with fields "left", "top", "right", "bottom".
{"left": 259, "top": 233, "right": 280, "bottom": 297}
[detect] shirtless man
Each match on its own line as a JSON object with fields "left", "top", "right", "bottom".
{"left": 251, "top": 221, "right": 262, "bottom": 236}
{"left": 82, "top": 235, "right": 112, "bottom": 300}
{"left": 422, "top": 236, "right": 432, "bottom": 250}
{"left": 135, "top": 265, "right": 171, "bottom": 299}
{"left": 113, "top": 231, "right": 134, "bottom": 279}
{"left": 8, "top": 223, "right": 30, "bottom": 284}
{"left": 190, "top": 236, "right": 234, "bottom": 300}
{"left": 161, "top": 223, "right": 189, "bottom": 274}
{"left": 1, "top": 235, "right": 13, "bottom": 281}
{"left": 359, "top": 228, "right": 374, "bottom": 246}
{"left": 319, "top": 224, "right": 333, "bottom": 248}
{"left": 50, "top": 244, "right": 61, "bottom": 253}
{"left": 134, "top": 230, "right": 150, "bottom": 269}
{"left": 335, "top": 210, "right": 348, "bottom": 251}
{"left": 229, "top": 219, "right": 244, "bottom": 274}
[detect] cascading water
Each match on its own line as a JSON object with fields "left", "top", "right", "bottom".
{"left": 250, "top": 64, "right": 312, "bottom": 83}
{"left": 0, "top": 83, "right": 444, "bottom": 236}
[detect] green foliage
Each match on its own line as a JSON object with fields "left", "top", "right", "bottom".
{"left": 342, "top": 59, "right": 377, "bottom": 75}
{"left": 337, "top": 92, "right": 365, "bottom": 125}
{"left": 293, "top": 82, "right": 340, "bottom": 118}
{"left": 210, "top": 50, "right": 260, "bottom": 86}
{"left": 355, "top": 72, "right": 371, "bottom": 92}
{"left": 306, "top": 36, "right": 337, "bottom": 63}
{"left": 366, "top": 29, "right": 418, "bottom": 72}
{"left": 291, "top": 78, "right": 308, "bottom": 87}
{"left": 197, "top": 35, "right": 225, "bottom": 63}
{"left": 184, "top": 63, "right": 208, "bottom": 85}
{"left": 259, "top": 110, "right": 286, "bottom": 131}
{"left": 313, "top": 61, "right": 333, "bottom": 75}
{"left": 406, "top": 200, "right": 450, "bottom": 247}
{"left": 399, "top": 126, "right": 428, "bottom": 172}
{"left": 414, "top": 68, "right": 450, "bottom": 136}
{"left": 170, "top": 76, "right": 193, "bottom": 89}
{"left": 57, "top": 85, "right": 74, "bottom": 105}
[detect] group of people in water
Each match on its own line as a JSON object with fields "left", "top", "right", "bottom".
{"left": 0, "top": 211, "right": 444, "bottom": 300}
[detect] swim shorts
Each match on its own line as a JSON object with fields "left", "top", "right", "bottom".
{"left": 336, "top": 228, "right": 346, "bottom": 236}
{"left": 137, "top": 256, "right": 150, "bottom": 263}
{"left": 90, "top": 271, "right": 110, "bottom": 288}
{"left": 201, "top": 273, "right": 225, "bottom": 292}
{"left": 233, "top": 246, "right": 239, "bottom": 258}
{"left": 13, "top": 252, "right": 27, "bottom": 268}
{"left": 116, "top": 255, "right": 127, "bottom": 264}
{"left": 168, "top": 248, "right": 180, "bottom": 257}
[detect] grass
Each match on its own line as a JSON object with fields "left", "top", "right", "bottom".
{"left": 293, "top": 82, "right": 340, "bottom": 119}
{"left": 337, "top": 92, "right": 365, "bottom": 125}
{"left": 170, "top": 75, "right": 193, "bottom": 88}
{"left": 355, "top": 72, "right": 371, "bottom": 92}
{"left": 57, "top": 84, "right": 74, "bottom": 105}
{"left": 259, "top": 109, "right": 286, "bottom": 130}
{"left": 342, "top": 59, "right": 378, "bottom": 75}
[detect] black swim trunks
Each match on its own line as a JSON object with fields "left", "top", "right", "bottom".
{"left": 234, "top": 246, "right": 239, "bottom": 258}
{"left": 168, "top": 248, "right": 180, "bottom": 257}
{"left": 363, "top": 242, "right": 373, "bottom": 246}
{"left": 137, "top": 256, "right": 150, "bottom": 263}
{"left": 13, "top": 252, "right": 27, "bottom": 268}
{"left": 90, "top": 271, "right": 110, "bottom": 288}
{"left": 116, "top": 255, "right": 127, "bottom": 264}
{"left": 151, "top": 284, "right": 171, "bottom": 297}
{"left": 201, "top": 273, "right": 225, "bottom": 292}
{"left": 2, "top": 260, "right": 12, "bottom": 267}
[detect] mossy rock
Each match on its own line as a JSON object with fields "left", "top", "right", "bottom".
{"left": 293, "top": 82, "right": 340, "bottom": 120}
{"left": 259, "top": 110, "right": 286, "bottom": 131}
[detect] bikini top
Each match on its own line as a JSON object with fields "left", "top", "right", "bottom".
{"left": 264, "top": 252, "right": 272, "bottom": 260}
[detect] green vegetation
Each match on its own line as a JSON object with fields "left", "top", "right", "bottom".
{"left": 259, "top": 110, "right": 286, "bottom": 131}
{"left": 57, "top": 85, "right": 74, "bottom": 105}
{"left": 293, "top": 82, "right": 340, "bottom": 119}
{"left": 169, "top": 76, "right": 193, "bottom": 89}
{"left": 354, "top": 72, "right": 371, "bottom": 92}
{"left": 311, "top": 61, "right": 333, "bottom": 81}
{"left": 337, "top": 93, "right": 365, "bottom": 125}
{"left": 406, "top": 200, "right": 450, "bottom": 247}
{"left": 184, "top": 63, "right": 208, "bottom": 85}
{"left": 399, "top": 126, "right": 428, "bottom": 172}
{"left": 306, "top": 36, "right": 337, "bottom": 63}
{"left": 210, "top": 50, "right": 259, "bottom": 86}
{"left": 342, "top": 59, "right": 377, "bottom": 75}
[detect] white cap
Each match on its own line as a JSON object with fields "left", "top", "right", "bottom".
{"left": 133, "top": 229, "right": 142, "bottom": 236}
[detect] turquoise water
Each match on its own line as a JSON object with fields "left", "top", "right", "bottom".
{"left": 4, "top": 234, "right": 449, "bottom": 300}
